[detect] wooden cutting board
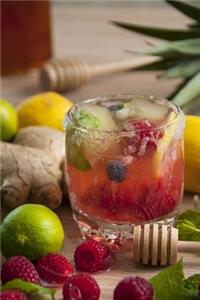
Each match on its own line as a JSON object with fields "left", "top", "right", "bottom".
{"left": 53, "top": 194, "right": 200, "bottom": 300}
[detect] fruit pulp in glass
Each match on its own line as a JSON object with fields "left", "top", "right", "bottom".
{"left": 65, "top": 95, "right": 184, "bottom": 235}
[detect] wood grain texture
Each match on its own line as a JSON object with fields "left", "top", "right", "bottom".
{"left": 1, "top": 3, "right": 200, "bottom": 299}
{"left": 52, "top": 199, "right": 200, "bottom": 300}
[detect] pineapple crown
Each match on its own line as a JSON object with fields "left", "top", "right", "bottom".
{"left": 112, "top": 0, "right": 200, "bottom": 112}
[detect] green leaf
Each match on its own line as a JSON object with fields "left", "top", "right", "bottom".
{"left": 168, "top": 76, "right": 191, "bottom": 100}
{"left": 146, "top": 38, "right": 200, "bottom": 57}
{"left": 178, "top": 210, "right": 200, "bottom": 227}
{"left": 160, "top": 58, "right": 200, "bottom": 78}
{"left": 188, "top": 22, "right": 200, "bottom": 29}
{"left": 172, "top": 72, "right": 200, "bottom": 107}
{"left": 74, "top": 110, "right": 101, "bottom": 130}
{"left": 1, "top": 279, "right": 56, "bottom": 300}
{"left": 150, "top": 261, "right": 200, "bottom": 300}
{"left": 150, "top": 259, "right": 186, "bottom": 300}
{"left": 67, "top": 141, "right": 91, "bottom": 171}
{"left": 184, "top": 274, "right": 200, "bottom": 293}
{"left": 167, "top": 0, "right": 200, "bottom": 22}
{"left": 66, "top": 125, "right": 91, "bottom": 171}
{"left": 131, "top": 58, "right": 177, "bottom": 71}
{"left": 177, "top": 220, "right": 200, "bottom": 241}
{"left": 176, "top": 210, "right": 200, "bottom": 241}
{"left": 111, "top": 21, "right": 200, "bottom": 41}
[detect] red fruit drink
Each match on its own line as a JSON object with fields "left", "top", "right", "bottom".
{"left": 65, "top": 95, "right": 184, "bottom": 242}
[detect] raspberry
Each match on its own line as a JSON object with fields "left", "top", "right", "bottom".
{"left": 1, "top": 256, "right": 40, "bottom": 284}
{"left": 136, "top": 180, "right": 176, "bottom": 221}
{"left": 106, "top": 160, "right": 127, "bottom": 182}
{"left": 114, "top": 276, "right": 154, "bottom": 300}
{"left": 0, "top": 290, "right": 27, "bottom": 300}
{"left": 63, "top": 274, "right": 100, "bottom": 300}
{"left": 99, "top": 183, "right": 133, "bottom": 212}
{"left": 74, "top": 239, "right": 115, "bottom": 272}
{"left": 81, "top": 183, "right": 134, "bottom": 222}
{"left": 124, "top": 120, "right": 163, "bottom": 155}
{"left": 35, "top": 253, "right": 74, "bottom": 285}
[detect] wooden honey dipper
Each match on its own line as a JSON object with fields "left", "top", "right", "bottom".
{"left": 133, "top": 224, "right": 200, "bottom": 266}
{"left": 39, "top": 56, "right": 158, "bottom": 92}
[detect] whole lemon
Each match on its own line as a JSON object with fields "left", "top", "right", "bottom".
{"left": 0, "top": 99, "right": 18, "bottom": 141}
{"left": 0, "top": 204, "right": 64, "bottom": 260}
{"left": 184, "top": 115, "right": 200, "bottom": 193}
{"left": 17, "top": 92, "right": 73, "bottom": 130}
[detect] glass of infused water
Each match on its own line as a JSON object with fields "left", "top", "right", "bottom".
{"left": 65, "top": 94, "right": 184, "bottom": 244}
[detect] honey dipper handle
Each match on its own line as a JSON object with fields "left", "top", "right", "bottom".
{"left": 40, "top": 56, "right": 158, "bottom": 92}
{"left": 90, "top": 56, "right": 158, "bottom": 77}
{"left": 178, "top": 240, "right": 200, "bottom": 254}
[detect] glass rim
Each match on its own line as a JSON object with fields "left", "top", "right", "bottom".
{"left": 65, "top": 93, "right": 184, "bottom": 134}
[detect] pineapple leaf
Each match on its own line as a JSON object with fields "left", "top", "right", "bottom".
{"left": 166, "top": 0, "right": 200, "bottom": 22}
{"left": 168, "top": 77, "right": 192, "bottom": 100}
{"left": 111, "top": 21, "right": 200, "bottom": 41}
{"left": 131, "top": 58, "right": 177, "bottom": 71}
{"left": 188, "top": 22, "right": 200, "bottom": 29}
{"left": 172, "top": 72, "right": 200, "bottom": 106}
{"left": 180, "top": 97, "right": 200, "bottom": 113}
{"left": 145, "top": 38, "right": 200, "bottom": 57}
{"left": 160, "top": 58, "right": 200, "bottom": 79}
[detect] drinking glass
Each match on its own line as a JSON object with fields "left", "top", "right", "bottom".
{"left": 65, "top": 94, "right": 185, "bottom": 244}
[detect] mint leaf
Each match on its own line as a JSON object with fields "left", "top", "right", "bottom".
{"left": 184, "top": 274, "right": 200, "bottom": 293}
{"left": 150, "top": 259, "right": 186, "bottom": 300}
{"left": 68, "top": 141, "right": 91, "bottom": 171}
{"left": 75, "top": 110, "right": 100, "bottom": 130}
{"left": 176, "top": 210, "right": 200, "bottom": 241}
{"left": 66, "top": 124, "right": 91, "bottom": 171}
{"left": 178, "top": 210, "right": 200, "bottom": 227}
{"left": 1, "top": 279, "right": 56, "bottom": 300}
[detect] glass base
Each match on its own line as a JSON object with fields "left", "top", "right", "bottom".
{"left": 72, "top": 206, "right": 179, "bottom": 247}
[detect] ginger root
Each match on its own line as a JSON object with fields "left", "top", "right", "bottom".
{"left": 14, "top": 126, "right": 65, "bottom": 161}
{"left": 0, "top": 126, "right": 66, "bottom": 210}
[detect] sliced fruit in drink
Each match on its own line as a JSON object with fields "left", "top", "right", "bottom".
{"left": 76, "top": 104, "right": 118, "bottom": 163}
{"left": 132, "top": 97, "right": 170, "bottom": 121}
{"left": 66, "top": 104, "right": 120, "bottom": 170}
{"left": 77, "top": 103, "right": 118, "bottom": 131}
{"left": 113, "top": 98, "right": 169, "bottom": 123}
{"left": 152, "top": 111, "right": 180, "bottom": 175}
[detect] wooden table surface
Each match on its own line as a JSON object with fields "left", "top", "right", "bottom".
{"left": 1, "top": 3, "right": 200, "bottom": 299}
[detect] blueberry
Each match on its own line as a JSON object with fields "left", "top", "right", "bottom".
{"left": 106, "top": 160, "right": 127, "bottom": 182}
{"left": 109, "top": 104, "right": 123, "bottom": 112}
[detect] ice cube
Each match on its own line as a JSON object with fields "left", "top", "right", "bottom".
{"left": 75, "top": 104, "right": 119, "bottom": 164}
{"left": 79, "top": 103, "right": 118, "bottom": 131}
{"left": 133, "top": 98, "right": 170, "bottom": 121}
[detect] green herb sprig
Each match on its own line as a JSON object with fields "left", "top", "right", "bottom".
{"left": 1, "top": 279, "right": 56, "bottom": 300}
{"left": 150, "top": 260, "right": 200, "bottom": 300}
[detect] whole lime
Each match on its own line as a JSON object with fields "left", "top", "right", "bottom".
{"left": 0, "top": 99, "right": 18, "bottom": 141}
{"left": 1, "top": 204, "right": 64, "bottom": 260}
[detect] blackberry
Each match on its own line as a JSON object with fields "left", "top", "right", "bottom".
{"left": 106, "top": 160, "right": 127, "bottom": 182}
